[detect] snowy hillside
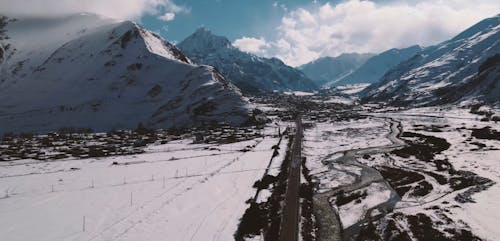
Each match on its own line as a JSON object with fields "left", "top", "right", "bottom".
{"left": 177, "top": 28, "right": 317, "bottom": 94}
{"left": 362, "top": 15, "right": 500, "bottom": 106}
{"left": 335, "top": 45, "right": 422, "bottom": 86}
{"left": 299, "top": 53, "right": 373, "bottom": 87}
{"left": 436, "top": 54, "right": 500, "bottom": 104}
{"left": 0, "top": 14, "right": 253, "bottom": 134}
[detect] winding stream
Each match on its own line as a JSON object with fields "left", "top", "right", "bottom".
{"left": 313, "top": 118, "right": 406, "bottom": 241}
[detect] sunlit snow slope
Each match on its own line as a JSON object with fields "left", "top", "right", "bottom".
{"left": 0, "top": 14, "right": 252, "bottom": 134}
{"left": 362, "top": 14, "right": 500, "bottom": 106}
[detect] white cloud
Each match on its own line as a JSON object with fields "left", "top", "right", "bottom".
{"left": 258, "top": 0, "right": 500, "bottom": 66}
{"left": 272, "top": 2, "right": 288, "bottom": 12}
{"left": 0, "top": 0, "right": 189, "bottom": 21}
{"left": 280, "top": 4, "right": 288, "bottom": 12}
{"left": 233, "top": 37, "right": 270, "bottom": 55}
{"left": 296, "top": 9, "right": 316, "bottom": 26}
{"left": 158, "top": 12, "right": 175, "bottom": 21}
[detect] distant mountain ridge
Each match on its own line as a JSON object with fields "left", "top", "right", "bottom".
{"left": 361, "top": 14, "right": 500, "bottom": 106}
{"left": 177, "top": 28, "right": 317, "bottom": 94}
{"left": 334, "top": 45, "right": 422, "bottom": 86}
{"left": 298, "top": 53, "right": 374, "bottom": 87}
{"left": 0, "top": 14, "right": 253, "bottom": 134}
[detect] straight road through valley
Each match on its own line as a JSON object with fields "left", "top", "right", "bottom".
{"left": 279, "top": 116, "right": 303, "bottom": 241}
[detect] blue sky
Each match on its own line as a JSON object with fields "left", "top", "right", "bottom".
{"left": 140, "top": 0, "right": 335, "bottom": 43}
{"left": 2, "top": 0, "right": 499, "bottom": 66}
{"left": 137, "top": 0, "right": 500, "bottom": 66}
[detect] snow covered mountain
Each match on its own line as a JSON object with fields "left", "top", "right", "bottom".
{"left": 177, "top": 28, "right": 317, "bottom": 94}
{"left": 299, "top": 53, "right": 373, "bottom": 87}
{"left": 362, "top": 15, "right": 500, "bottom": 106}
{"left": 0, "top": 13, "right": 254, "bottom": 134}
{"left": 334, "top": 45, "right": 422, "bottom": 86}
{"left": 435, "top": 53, "right": 500, "bottom": 104}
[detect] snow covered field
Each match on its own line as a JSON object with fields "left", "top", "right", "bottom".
{"left": 383, "top": 107, "right": 500, "bottom": 241}
{"left": 303, "top": 116, "right": 391, "bottom": 172}
{"left": 304, "top": 105, "right": 500, "bottom": 241}
{"left": 0, "top": 127, "right": 284, "bottom": 241}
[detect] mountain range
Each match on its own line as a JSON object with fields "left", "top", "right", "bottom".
{"left": 298, "top": 53, "right": 374, "bottom": 87}
{"left": 0, "top": 12, "right": 497, "bottom": 135}
{"left": 334, "top": 45, "right": 423, "bottom": 86}
{"left": 0, "top": 13, "right": 254, "bottom": 134}
{"left": 361, "top": 14, "right": 500, "bottom": 106}
{"left": 299, "top": 46, "right": 423, "bottom": 88}
{"left": 177, "top": 28, "right": 317, "bottom": 94}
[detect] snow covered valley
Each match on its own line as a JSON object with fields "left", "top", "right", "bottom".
{"left": 0, "top": 5, "right": 499, "bottom": 241}
{"left": 0, "top": 93, "right": 499, "bottom": 241}
{"left": 0, "top": 124, "right": 287, "bottom": 241}
{"left": 300, "top": 100, "right": 500, "bottom": 241}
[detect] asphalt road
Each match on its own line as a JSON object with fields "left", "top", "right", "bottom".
{"left": 279, "top": 117, "right": 303, "bottom": 241}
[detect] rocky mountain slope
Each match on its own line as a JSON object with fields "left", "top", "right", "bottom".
{"left": 177, "top": 28, "right": 317, "bottom": 94}
{"left": 361, "top": 15, "right": 500, "bottom": 106}
{"left": 0, "top": 13, "right": 253, "bottom": 134}
{"left": 435, "top": 54, "right": 500, "bottom": 104}
{"left": 334, "top": 45, "right": 422, "bottom": 86}
{"left": 299, "top": 53, "right": 373, "bottom": 87}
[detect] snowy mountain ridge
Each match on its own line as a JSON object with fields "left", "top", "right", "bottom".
{"left": 298, "top": 53, "right": 374, "bottom": 87}
{"left": 334, "top": 45, "right": 422, "bottom": 87}
{"left": 0, "top": 13, "right": 253, "bottom": 134}
{"left": 361, "top": 14, "right": 500, "bottom": 106}
{"left": 177, "top": 28, "right": 317, "bottom": 94}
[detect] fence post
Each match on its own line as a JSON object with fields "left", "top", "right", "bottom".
{"left": 83, "top": 216, "right": 86, "bottom": 232}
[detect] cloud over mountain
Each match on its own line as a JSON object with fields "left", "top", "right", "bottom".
{"left": 234, "top": 0, "right": 500, "bottom": 67}
{"left": 0, "top": 0, "right": 189, "bottom": 20}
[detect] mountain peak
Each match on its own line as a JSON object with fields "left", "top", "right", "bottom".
{"left": 194, "top": 26, "right": 211, "bottom": 34}
{"left": 178, "top": 27, "right": 232, "bottom": 54}
{"left": 178, "top": 29, "right": 317, "bottom": 93}
{"left": 0, "top": 15, "right": 252, "bottom": 133}
{"left": 336, "top": 52, "right": 375, "bottom": 62}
